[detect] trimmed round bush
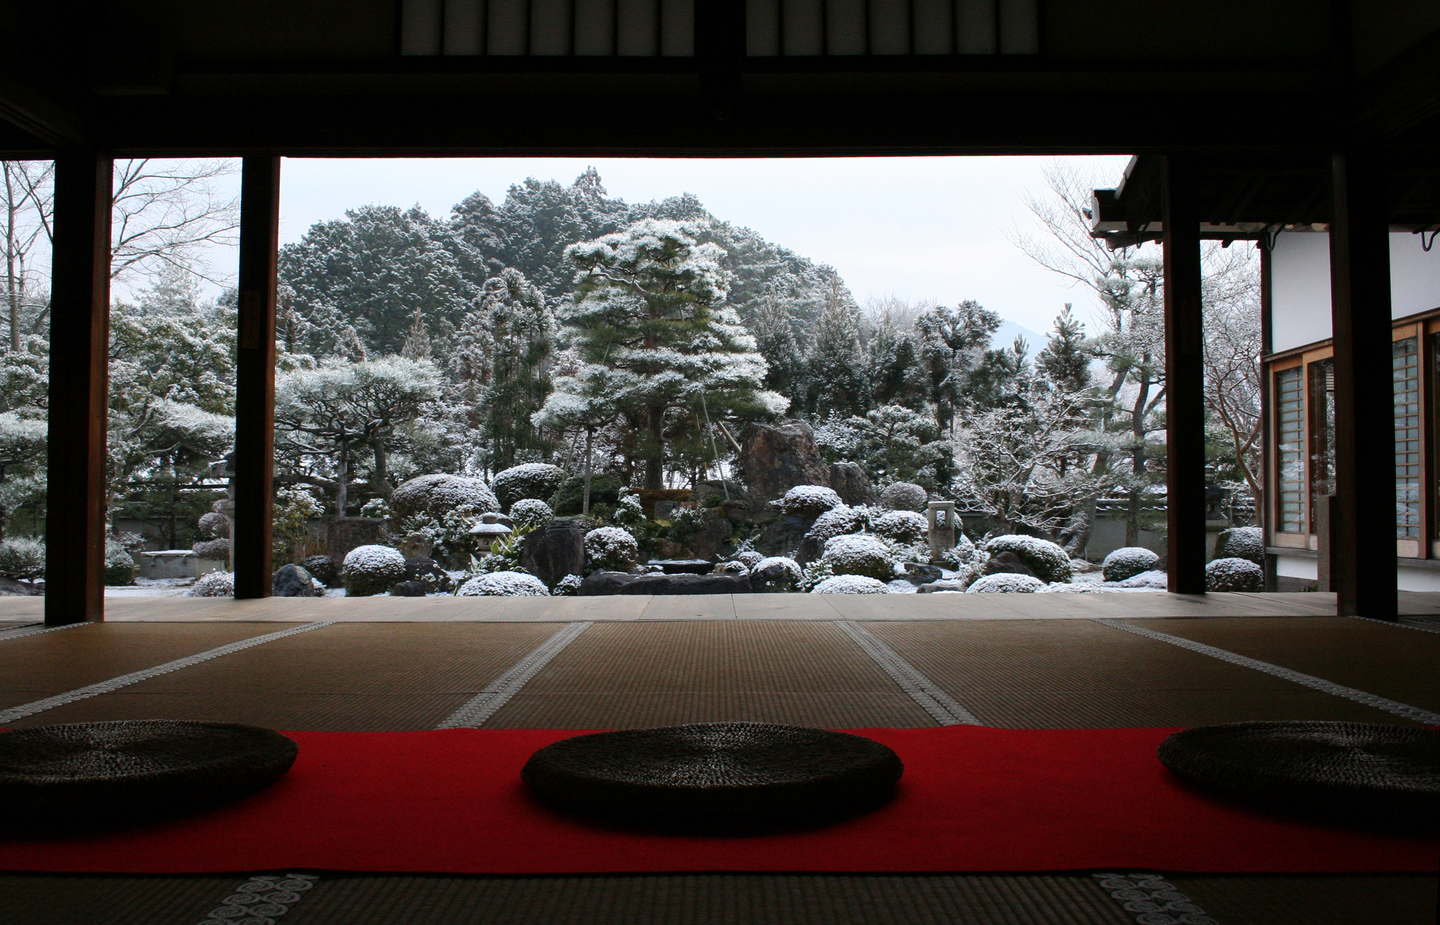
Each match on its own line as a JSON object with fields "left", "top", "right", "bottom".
{"left": 391, "top": 474, "right": 500, "bottom": 521}
{"left": 0, "top": 537, "right": 45, "bottom": 580}
{"left": 553, "top": 573, "right": 584, "bottom": 596}
{"left": 806, "top": 505, "right": 868, "bottom": 542}
{"left": 735, "top": 550, "right": 764, "bottom": 569}
{"left": 585, "top": 526, "right": 640, "bottom": 572}
{"left": 752, "top": 556, "right": 803, "bottom": 592}
{"left": 966, "top": 573, "right": 1046, "bottom": 593}
{"left": 1102, "top": 546, "right": 1160, "bottom": 583}
{"left": 1215, "top": 526, "right": 1264, "bottom": 565}
{"left": 342, "top": 544, "right": 407, "bottom": 597}
{"left": 879, "top": 482, "right": 927, "bottom": 512}
{"left": 509, "top": 498, "right": 555, "bottom": 531}
{"left": 458, "top": 571, "right": 550, "bottom": 596}
{"left": 104, "top": 540, "right": 137, "bottom": 586}
{"left": 811, "top": 574, "right": 891, "bottom": 594}
{"left": 982, "top": 535, "right": 1073, "bottom": 583}
{"left": 819, "top": 533, "right": 896, "bottom": 582}
{"left": 1206, "top": 557, "right": 1263, "bottom": 592}
{"left": 197, "top": 511, "right": 230, "bottom": 538}
{"left": 780, "top": 485, "right": 843, "bottom": 518}
{"left": 873, "top": 510, "right": 927, "bottom": 544}
{"left": 490, "top": 463, "right": 566, "bottom": 511}
{"left": 188, "top": 570, "right": 234, "bottom": 597}
{"left": 714, "top": 560, "right": 749, "bottom": 575}
{"left": 191, "top": 538, "right": 230, "bottom": 560}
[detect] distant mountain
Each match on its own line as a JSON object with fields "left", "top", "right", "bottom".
{"left": 990, "top": 318, "right": 1046, "bottom": 352}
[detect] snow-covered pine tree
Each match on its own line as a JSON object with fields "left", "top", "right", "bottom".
{"left": 752, "top": 283, "right": 805, "bottom": 406}
{"left": 400, "top": 304, "right": 433, "bottom": 360}
{"left": 805, "top": 275, "right": 869, "bottom": 419}
{"left": 552, "top": 218, "right": 786, "bottom": 490}
{"left": 914, "top": 300, "right": 1001, "bottom": 432}
{"left": 471, "top": 268, "right": 555, "bottom": 470}
{"left": 1035, "top": 304, "right": 1092, "bottom": 393}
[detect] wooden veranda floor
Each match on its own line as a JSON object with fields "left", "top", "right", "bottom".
{"left": 0, "top": 593, "right": 1436, "bottom": 923}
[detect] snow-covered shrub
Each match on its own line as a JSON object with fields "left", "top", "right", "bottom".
{"left": 880, "top": 482, "right": 928, "bottom": 512}
{"left": 191, "top": 538, "right": 230, "bottom": 560}
{"left": 457, "top": 570, "right": 550, "bottom": 596}
{"left": 1102, "top": 546, "right": 1159, "bottom": 583}
{"left": 188, "top": 570, "right": 234, "bottom": 597}
{"left": 714, "top": 560, "right": 749, "bottom": 575}
{"left": 490, "top": 463, "right": 565, "bottom": 511}
{"left": 819, "top": 533, "right": 897, "bottom": 582}
{"left": 1215, "top": 526, "right": 1264, "bottom": 565}
{"left": 1117, "top": 570, "right": 1168, "bottom": 589}
{"left": 779, "top": 485, "right": 843, "bottom": 518}
{"left": 585, "top": 526, "right": 639, "bottom": 572}
{"left": 611, "top": 490, "right": 646, "bottom": 527}
{"left": 197, "top": 511, "right": 230, "bottom": 539}
{"left": 342, "top": 544, "right": 407, "bottom": 597}
{"left": 872, "top": 510, "right": 927, "bottom": 544}
{"left": 0, "top": 536, "right": 44, "bottom": 580}
{"left": 509, "top": 498, "right": 554, "bottom": 531}
{"left": 736, "top": 550, "right": 764, "bottom": 569}
{"left": 811, "top": 574, "right": 891, "bottom": 594}
{"left": 391, "top": 474, "right": 500, "bottom": 522}
{"left": 805, "top": 505, "right": 869, "bottom": 542}
{"left": 752, "top": 556, "right": 803, "bottom": 592}
{"left": 554, "top": 573, "right": 584, "bottom": 596}
{"left": 104, "top": 538, "right": 137, "bottom": 586}
{"left": 359, "top": 498, "right": 391, "bottom": 520}
{"left": 932, "top": 533, "right": 979, "bottom": 569}
{"left": 1205, "top": 557, "right": 1263, "bottom": 592}
{"left": 966, "top": 573, "right": 1045, "bottom": 593}
{"left": 982, "top": 535, "right": 1073, "bottom": 583}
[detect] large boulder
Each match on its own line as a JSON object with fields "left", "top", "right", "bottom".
{"left": 405, "top": 557, "right": 452, "bottom": 593}
{"left": 520, "top": 519, "right": 587, "bottom": 589}
{"left": 981, "top": 535, "right": 1073, "bottom": 583}
{"left": 737, "top": 419, "right": 833, "bottom": 508}
{"left": 0, "top": 576, "right": 41, "bottom": 596}
{"left": 271, "top": 563, "right": 318, "bottom": 597}
{"left": 829, "top": 462, "right": 878, "bottom": 507}
{"left": 579, "top": 571, "right": 753, "bottom": 595}
{"left": 391, "top": 474, "right": 500, "bottom": 522}
{"left": 982, "top": 551, "right": 1035, "bottom": 578}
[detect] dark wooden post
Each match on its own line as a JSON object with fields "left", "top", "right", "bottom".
{"left": 45, "top": 151, "right": 112, "bottom": 626}
{"left": 231, "top": 157, "right": 280, "bottom": 599}
{"left": 1161, "top": 155, "right": 1207, "bottom": 594}
{"left": 1328, "top": 147, "right": 1398, "bottom": 618}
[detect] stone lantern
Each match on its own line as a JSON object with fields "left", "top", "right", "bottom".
{"left": 469, "top": 512, "right": 513, "bottom": 553}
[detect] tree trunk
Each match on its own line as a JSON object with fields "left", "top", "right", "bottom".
{"left": 335, "top": 439, "right": 350, "bottom": 517}
{"left": 371, "top": 441, "right": 391, "bottom": 500}
{"left": 644, "top": 405, "right": 665, "bottom": 491}
{"left": 583, "top": 426, "right": 593, "bottom": 516}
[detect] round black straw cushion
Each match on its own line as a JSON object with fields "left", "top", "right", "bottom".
{"left": 0, "top": 720, "right": 298, "bottom": 835}
{"left": 522, "top": 722, "right": 903, "bottom": 832}
{"left": 1158, "top": 721, "right": 1440, "bottom": 831}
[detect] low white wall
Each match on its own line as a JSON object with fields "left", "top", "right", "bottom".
{"left": 1274, "top": 551, "right": 1440, "bottom": 591}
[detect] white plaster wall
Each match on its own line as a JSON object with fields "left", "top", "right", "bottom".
{"left": 1270, "top": 232, "right": 1440, "bottom": 353}
{"left": 1273, "top": 552, "right": 1440, "bottom": 590}
{"left": 1398, "top": 566, "right": 1440, "bottom": 592}
{"left": 1275, "top": 553, "right": 1317, "bottom": 581}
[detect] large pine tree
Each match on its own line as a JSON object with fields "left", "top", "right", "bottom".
{"left": 805, "top": 277, "right": 870, "bottom": 419}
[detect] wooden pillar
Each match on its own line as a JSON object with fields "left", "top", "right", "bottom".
{"left": 1328, "top": 147, "right": 1398, "bottom": 618}
{"left": 45, "top": 151, "right": 112, "bottom": 625}
{"left": 1258, "top": 240, "right": 1277, "bottom": 591}
{"left": 1161, "top": 155, "right": 1207, "bottom": 594}
{"left": 231, "top": 157, "right": 280, "bottom": 599}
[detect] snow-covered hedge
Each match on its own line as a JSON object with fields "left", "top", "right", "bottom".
{"left": 457, "top": 570, "right": 550, "bottom": 596}
{"left": 880, "top": 482, "right": 928, "bottom": 512}
{"left": 873, "top": 510, "right": 927, "bottom": 544}
{"left": 1205, "top": 557, "right": 1263, "bottom": 592}
{"left": 819, "top": 533, "right": 896, "bottom": 582}
{"left": 810, "top": 574, "right": 891, "bottom": 594}
{"left": 342, "top": 544, "right": 407, "bottom": 597}
{"left": 104, "top": 539, "right": 137, "bottom": 586}
{"left": 391, "top": 474, "right": 500, "bottom": 521}
{"left": 1214, "top": 526, "right": 1264, "bottom": 565}
{"left": 1102, "top": 546, "right": 1159, "bottom": 583}
{"left": 805, "top": 505, "right": 869, "bottom": 542}
{"left": 490, "top": 463, "right": 566, "bottom": 511}
{"left": 982, "top": 535, "right": 1073, "bottom": 583}
{"left": 188, "top": 570, "right": 234, "bottom": 597}
{"left": 509, "top": 498, "right": 554, "bottom": 531}
{"left": 735, "top": 550, "right": 764, "bottom": 569}
{"left": 0, "top": 537, "right": 45, "bottom": 580}
{"left": 780, "top": 485, "right": 843, "bottom": 518}
{"left": 584, "top": 526, "right": 639, "bottom": 572}
{"left": 714, "top": 560, "right": 749, "bottom": 575}
{"left": 932, "top": 533, "right": 978, "bottom": 569}
{"left": 197, "top": 511, "right": 230, "bottom": 538}
{"left": 752, "top": 556, "right": 803, "bottom": 592}
{"left": 966, "top": 573, "right": 1045, "bottom": 593}
{"left": 191, "top": 538, "right": 230, "bottom": 560}
{"left": 1117, "top": 569, "right": 1168, "bottom": 589}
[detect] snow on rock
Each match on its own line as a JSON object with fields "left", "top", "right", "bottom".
{"left": 584, "top": 526, "right": 640, "bottom": 572}
{"left": 810, "top": 574, "right": 891, "bottom": 594}
{"left": 342, "top": 544, "right": 407, "bottom": 597}
{"left": 805, "top": 505, "right": 869, "bottom": 542}
{"left": 509, "top": 498, "right": 555, "bottom": 531}
{"left": 873, "top": 510, "right": 927, "bottom": 544}
{"left": 1205, "top": 557, "right": 1263, "bottom": 592}
{"left": 1102, "top": 546, "right": 1160, "bottom": 583}
{"left": 1215, "top": 526, "right": 1264, "bottom": 565}
{"left": 391, "top": 474, "right": 500, "bottom": 521}
{"left": 187, "top": 570, "right": 234, "bottom": 597}
{"left": 780, "top": 484, "right": 844, "bottom": 518}
{"left": 879, "top": 482, "right": 928, "bottom": 512}
{"left": 1115, "top": 569, "right": 1168, "bottom": 589}
{"left": 457, "top": 571, "right": 550, "bottom": 596}
{"left": 819, "top": 533, "right": 897, "bottom": 581}
{"left": 887, "top": 579, "right": 919, "bottom": 593}
{"left": 751, "top": 556, "right": 803, "bottom": 592}
{"left": 490, "top": 463, "right": 566, "bottom": 510}
{"left": 966, "top": 573, "right": 1046, "bottom": 593}
{"left": 982, "top": 535, "right": 1073, "bottom": 583}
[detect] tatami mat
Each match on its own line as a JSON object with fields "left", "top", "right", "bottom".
{"left": 1168, "top": 874, "right": 1440, "bottom": 925}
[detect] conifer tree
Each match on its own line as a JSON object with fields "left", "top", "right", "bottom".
{"left": 1035, "top": 304, "right": 1092, "bottom": 393}
{"left": 806, "top": 276, "right": 869, "bottom": 419}
{"left": 752, "top": 283, "right": 805, "bottom": 406}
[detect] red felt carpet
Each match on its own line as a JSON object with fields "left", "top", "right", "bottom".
{"left": 1, "top": 727, "right": 1434, "bottom": 875}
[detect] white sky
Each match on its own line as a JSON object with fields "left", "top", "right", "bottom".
{"left": 271, "top": 155, "right": 1131, "bottom": 337}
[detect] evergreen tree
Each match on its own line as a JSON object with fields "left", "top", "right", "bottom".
{"left": 805, "top": 276, "right": 869, "bottom": 419}
{"left": 751, "top": 283, "right": 805, "bottom": 405}
{"left": 399, "top": 305, "right": 433, "bottom": 360}
{"left": 470, "top": 268, "right": 555, "bottom": 470}
{"left": 914, "top": 300, "right": 1001, "bottom": 432}
{"left": 1035, "top": 304, "right": 1092, "bottom": 392}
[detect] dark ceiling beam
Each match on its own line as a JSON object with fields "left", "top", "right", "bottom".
{"left": 1357, "top": 24, "right": 1440, "bottom": 139}
{"left": 0, "top": 74, "right": 90, "bottom": 149}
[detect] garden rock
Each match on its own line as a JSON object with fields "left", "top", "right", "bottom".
{"left": 901, "top": 562, "right": 943, "bottom": 585}
{"left": 391, "top": 474, "right": 500, "bottom": 521}
{"left": 751, "top": 556, "right": 802, "bottom": 592}
{"left": 520, "top": 519, "right": 587, "bottom": 590}
{"left": 490, "top": 463, "right": 566, "bottom": 511}
{"left": 301, "top": 555, "right": 336, "bottom": 587}
{"left": 981, "top": 551, "right": 1035, "bottom": 578}
{"left": 579, "top": 571, "right": 753, "bottom": 595}
{"left": 829, "top": 462, "right": 878, "bottom": 507}
{"left": 1206, "top": 557, "right": 1263, "bottom": 592}
{"left": 737, "top": 419, "right": 832, "bottom": 507}
{"left": 1215, "top": 526, "right": 1264, "bottom": 565}
{"left": 918, "top": 578, "right": 970, "bottom": 593}
{"left": 390, "top": 580, "right": 429, "bottom": 597}
{"left": 1102, "top": 546, "right": 1160, "bottom": 583}
{"left": 271, "top": 563, "right": 318, "bottom": 597}
{"left": 0, "top": 577, "right": 41, "bottom": 596}
{"left": 342, "top": 544, "right": 407, "bottom": 597}
{"left": 879, "top": 482, "right": 928, "bottom": 512}
{"left": 982, "top": 535, "right": 1073, "bottom": 583}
